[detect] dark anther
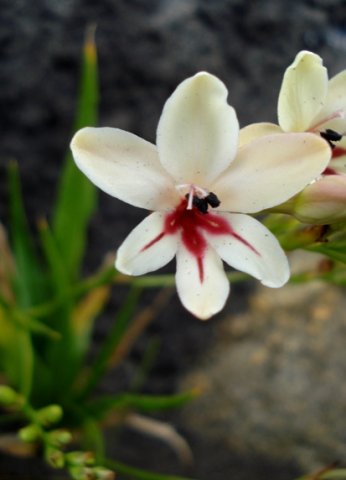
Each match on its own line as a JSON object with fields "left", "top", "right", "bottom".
{"left": 185, "top": 192, "right": 220, "bottom": 214}
{"left": 206, "top": 192, "right": 221, "bottom": 208}
{"left": 193, "top": 196, "right": 209, "bottom": 214}
{"left": 320, "top": 129, "right": 343, "bottom": 149}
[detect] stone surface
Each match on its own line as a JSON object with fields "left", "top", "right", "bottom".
{"left": 179, "top": 279, "right": 346, "bottom": 477}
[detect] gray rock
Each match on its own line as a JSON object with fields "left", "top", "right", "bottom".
{"left": 180, "top": 280, "right": 346, "bottom": 476}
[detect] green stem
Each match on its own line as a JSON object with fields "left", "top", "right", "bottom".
{"left": 76, "top": 287, "right": 141, "bottom": 400}
{"left": 24, "top": 269, "right": 249, "bottom": 320}
{"left": 105, "top": 459, "right": 196, "bottom": 480}
{"left": 24, "top": 265, "right": 116, "bottom": 318}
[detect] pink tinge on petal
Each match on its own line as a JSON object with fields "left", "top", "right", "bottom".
{"left": 140, "top": 199, "right": 260, "bottom": 284}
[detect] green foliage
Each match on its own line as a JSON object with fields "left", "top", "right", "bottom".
{"left": 1, "top": 22, "right": 346, "bottom": 480}
{"left": 52, "top": 25, "right": 99, "bottom": 282}
{"left": 0, "top": 26, "right": 196, "bottom": 480}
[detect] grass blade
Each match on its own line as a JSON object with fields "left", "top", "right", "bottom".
{"left": 7, "top": 161, "right": 47, "bottom": 307}
{"left": 52, "top": 25, "right": 99, "bottom": 281}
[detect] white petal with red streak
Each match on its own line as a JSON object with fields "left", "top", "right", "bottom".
{"left": 175, "top": 244, "right": 230, "bottom": 320}
{"left": 71, "top": 127, "right": 179, "bottom": 211}
{"left": 278, "top": 51, "right": 328, "bottom": 132}
{"left": 116, "top": 212, "right": 178, "bottom": 275}
{"left": 157, "top": 72, "right": 239, "bottom": 185}
{"left": 211, "top": 132, "right": 331, "bottom": 213}
{"left": 205, "top": 213, "right": 289, "bottom": 287}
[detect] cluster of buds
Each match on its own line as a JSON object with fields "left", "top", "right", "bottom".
{"left": 65, "top": 452, "right": 115, "bottom": 480}
{"left": 0, "top": 385, "right": 115, "bottom": 480}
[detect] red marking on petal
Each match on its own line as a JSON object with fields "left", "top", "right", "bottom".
{"left": 197, "top": 257, "right": 204, "bottom": 283}
{"left": 141, "top": 231, "right": 165, "bottom": 252}
{"left": 138, "top": 199, "right": 260, "bottom": 280}
{"left": 332, "top": 147, "right": 346, "bottom": 159}
{"left": 323, "top": 167, "right": 338, "bottom": 175}
{"left": 161, "top": 199, "right": 261, "bottom": 282}
{"left": 229, "top": 230, "right": 260, "bottom": 255}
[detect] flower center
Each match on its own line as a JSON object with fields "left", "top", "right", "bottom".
{"left": 141, "top": 196, "right": 258, "bottom": 284}
{"left": 176, "top": 183, "right": 221, "bottom": 214}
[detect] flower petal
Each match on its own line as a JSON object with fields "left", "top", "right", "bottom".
{"left": 205, "top": 213, "right": 289, "bottom": 287}
{"left": 331, "top": 136, "right": 346, "bottom": 174}
{"left": 239, "top": 122, "right": 283, "bottom": 147}
{"left": 116, "top": 212, "right": 178, "bottom": 275}
{"left": 157, "top": 72, "right": 239, "bottom": 185}
{"left": 312, "top": 70, "right": 346, "bottom": 133}
{"left": 278, "top": 51, "right": 328, "bottom": 132}
{"left": 293, "top": 175, "right": 346, "bottom": 224}
{"left": 71, "top": 127, "right": 179, "bottom": 211}
{"left": 175, "top": 244, "right": 230, "bottom": 320}
{"left": 211, "top": 133, "right": 331, "bottom": 213}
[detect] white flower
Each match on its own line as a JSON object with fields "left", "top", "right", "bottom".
{"left": 240, "top": 50, "right": 346, "bottom": 173}
{"left": 278, "top": 50, "right": 346, "bottom": 136}
{"left": 71, "top": 72, "right": 330, "bottom": 319}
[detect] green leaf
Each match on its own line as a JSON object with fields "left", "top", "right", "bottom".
{"left": 106, "top": 459, "right": 196, "bottom": 480}
{"left": 37, "top": 218, "right": 70, "bottom": 298}
{"left": 295, "top": 468, "right": 346, "bottom": 480}
{"left": 321, "top": 470, "right": 346, "bottom": 479}
{"left": 7, "top": 161, "right": 47, "bottom": 307}
{"left": 87, "top": 390, "right": 198, "bottom": 419}
{"left": 52, "top": 25, "right": 99, "bottom": 281}
{"left": 307, "top": 241, "right": 346, "bottom": 264}
{"left": 0, "top": 305, "right": 34, "bottom": 396}
{"left": 77, "top": 287, "right": 141, "bottom": 399}
{"left": 82, "top": 417, "right": 105, "bottom": 463}
{"left": 36, "top": 219, "right": 84, "bottom": 401}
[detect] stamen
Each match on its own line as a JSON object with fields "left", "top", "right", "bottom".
{"left": 309, "top": 109, "right": 344, "bottom": 131}
{"left": 194, "top": 185, "right": 209, "bottom": 197}
{"left": 177, "top": 184, "right": 221, "bottom": 213}
{"left": 187, "top": 186, "right": 194, "bottom": 210}
{"left": 192, "top": 196, "right": 208, "bottom": 214}
{"left": 206, "top": 192, "right": 221, "bottom": 208}
{"left": 320, "top": 129, "right": 343, "bottom": 149}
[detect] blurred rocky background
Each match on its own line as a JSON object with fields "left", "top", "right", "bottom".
{"left": 1, "top": 0, "right": 346, "bottom": 479}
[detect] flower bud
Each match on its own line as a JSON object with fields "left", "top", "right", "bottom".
{"left": 0, "top": 385, "right": 22, "bottom": 407}
{"left": 292, "top": 175, "right": 346, "bottom": 224}
{"left": 93, "top": 466, "right": 115, "bottom": 480}
{"left": 66, "top": 451, "right": 95, "bottom": 467}
{"left": 19, "top": 424, "right": 41, "bottom": 443}
{"left": 69, "top": 465, "right": 94, "bottom": 480}
{"left": 45, "top": 446, "right": 65, "bottom": 469}
{"left": 47, "top": 429, "right": 72, "bottom": 447}
{"left": 36, "top": 404, "right": 63, "bottom": 426}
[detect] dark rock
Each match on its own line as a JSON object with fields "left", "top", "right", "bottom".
{"left": 1, "top": 1, "right": 346, "bottom": 479}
